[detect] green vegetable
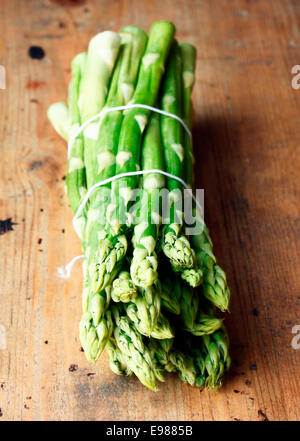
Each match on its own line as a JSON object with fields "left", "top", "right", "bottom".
{"left": 93, "top": 21, "right": 175, "bottom": 292}
{"left": 66, "top": 53, "right": 87, "bottom": 217}
{"left": 160, "top": 42, "right": 201, "bottom": 287}
{"left": 179, "top": 283, "right": 223, "bottom": 336}
{"left": 192, "top": 228, "right": 231, "bottom": 311}
{"left": 126, "top": 281, "right": 161, "bottom": 337}
{"left": 179, "top": 43, "right": 230, "bottom": 311}
{"left": 150, "top": 313, "right": 174, "bottom": 339}
{"left": 86, "top": 27, "right": 147, "bottom": 294}
{"left": 106, "top": 337, "right": 133, "bottom": 376}
{"left": 79, "top": 309, "right": 113, "bottom": 363}
{"left": 111, "top": 270, "right": 138, "bottom": 303}
{"left": 130, "top": 112, "right": 165, "bottom": 288}
{"left": 79, "top": 28, "right": 147, "bottom": 361}
{"left": 48, "top": 21, "right": 231, "bottom": 392}
{"left": 179, "top": 42, "right": 196, "bottom": 187}
{"left": 201, "top": 326, "right": 231, "bottom": 389}
{"left": 112, "top": 305, "right": 158, "bottom": 391}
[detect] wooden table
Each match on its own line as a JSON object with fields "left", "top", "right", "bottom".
{"left": 0, "top": 0, "right": 299, "bottom": 421}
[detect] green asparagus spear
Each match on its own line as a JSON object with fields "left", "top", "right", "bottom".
{"left": 191, "top": 228, "right": 231, "bottom": 311}
{"left": 169, "top": 349, "right": 197, "bottom": 386}
{"left": 126, "top": 281, "right": 161, "bottom": 337}
{"left": 47, "top": 54, "right": 87, "bottom": 238}
{"left": 47, "top": 102, "right": 70, "bottom": 142}
{"left": 179, "top": 42, "right": 196, "bottom": 187}
{"left": 179, "top": 43, "right": 230, "bottom": 311}
{"left": 93, "top": 21, "right": 175, "bottom": 292}
{"left": 201, "top": 326, "right": 231, "bottom": 389}
{"left": 67, "top": 53, "right": 87, "bottom": 220}
{"left": 80, "top": 28, "right": 147, "bottom": 362}
{"left": 112, "top": 305, "right": 158, "bottom": 391}
{"left": 160, "top": 275, "right": 181, "bottom": 315}
{"left": 86, "top": 27, "right": 147, "bottom": 295}
{"left": 130, "top": 112, "right": 165, "bottom": 287}
{"left": 179, "top": 283, "right": 223, "bottom": 336}
{"left": 160, "top": 42, "right": 201, "bottom": 287}
{"left": 148, "top": 338, "right": 174, "bottom": 382}
{"left": 111, "top": 270, "right": 138, "bottom": 303}
{"left": 106, "top": 337, "right": 133, "bottom": 376}
{"left": 160, "top": 272, "right": 222, "bottom": 335}
{"left": 79, "top": 310, "right": 113, "bottom": 363}
{"left": 79, "top": 31, "right": 120, "bottom": 186}
{"left": 150, "top": 313, "right": 174, "bottom": 339}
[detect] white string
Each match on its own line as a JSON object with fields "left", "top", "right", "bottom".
{"left": 60, "top": 103, "right": 199, "bottom": 280}
{"left": 73, "top": 169, "right": 202, "bottom": 225}
{"left": 57, "top": 254, "right": 85, "bottom": 279}
{"left": 67, "top": 103, "right": 192, "bottom": 158}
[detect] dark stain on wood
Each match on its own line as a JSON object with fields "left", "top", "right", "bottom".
{"left": 69, "top": 364, "right": 78, "bottom": 372}
{"left": 0, "top": 218, "right": 16, "bottom": 235}
{"left": 28, "top": 46, "right": 45, "bottom": 60}
{"left": 258, "top": 409, "right": 269, "bottom": 421}
{"left": 28, "top": 160, "right": 44, "bottom": 171}
{"left": 50, "top": 0, "right": 86, "bottom": 6}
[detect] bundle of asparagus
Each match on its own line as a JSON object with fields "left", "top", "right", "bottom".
{"left": 48, "top": 21, "right": 231, "bottom": 391}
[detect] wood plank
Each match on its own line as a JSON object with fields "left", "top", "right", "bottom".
{"left": 0, "top": 0, "right": 299, "bottom": 421}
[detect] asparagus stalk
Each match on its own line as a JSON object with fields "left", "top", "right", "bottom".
{"left": 160, "top": 42, "right": 201, "bottom": 287}
{"left": 106, "top": 337, "right": 133, "bottom": 376}
{"left": 175, "top": 42, "right": 203, "bottom": 287}
{"left": 150, "top": 313, "right": 174, "bottom": 339}
{"left": 112, "top": 305, "right": 158, "bottom": 391}
{"left": 167, "top": 326, "right": 230, "bottom": 389}
{"left": 160, "top": 272, "right": 222, "bottom": 335}
{"left": 169, "top": 349, "right": 198, "bottom": 386}
{"left": 179, "top": 282, "right": 223, "bottom": 336}
{"left": 111, "top": 270, "right": 138, "bottom": 303}
{"left": 148, "top": 338, "right": 175, "bottom": 382}
{"left": 66, "top": 53, "right": 87, "bottom": 219}
{"left": 126, "top": 281, "right": 161, "bottom": 337}
{"left": 201, "top": 326, "right": 231, "bottom": 389}
{"left": 79, "top": 31, "right": 120, "bottom": 186}
{"left": 130, "top": 112, "right": 165, "bottom": 288}
{"left": 160, "top": 275, "right": 181, "bottom": 315}
{"left": 79, "top": 309, "right": 113, "bottom": 362}
{"left": 80, "top": 28, "right": 147, "bottom": 362}
{"left": 48, "top": 54, "right": 87, "bottom": 238}
{"left": 93, "top": 21, "right": 175, "bottom": 292}
{"left": 47, "top": 53, "right": 86, "bottom": 223}
{"left": 86, "top": 27, "right": 147, "bottom": 295}
{"left": 179, "top": 43, "right": 230, "bottom": 311}
{"left": 47, "top": 102, "right": 70, "bottom": 142}
{"left": 179, "top": 42, "right": 196, "bottom": 188}
{"left": 191, "top": 229, "right": 231, "bottom": 312}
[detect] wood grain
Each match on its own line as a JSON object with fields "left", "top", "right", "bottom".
{"left": 0, "top": 0, "right": 299, "bottom": 421}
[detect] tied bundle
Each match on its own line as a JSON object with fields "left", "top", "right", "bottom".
{"left": 48, "top": 21, "right": 231, "bottom": 391}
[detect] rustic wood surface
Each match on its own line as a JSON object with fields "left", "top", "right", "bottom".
{"left": 0, "top": 0, "right": 299, "bottom": 421}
